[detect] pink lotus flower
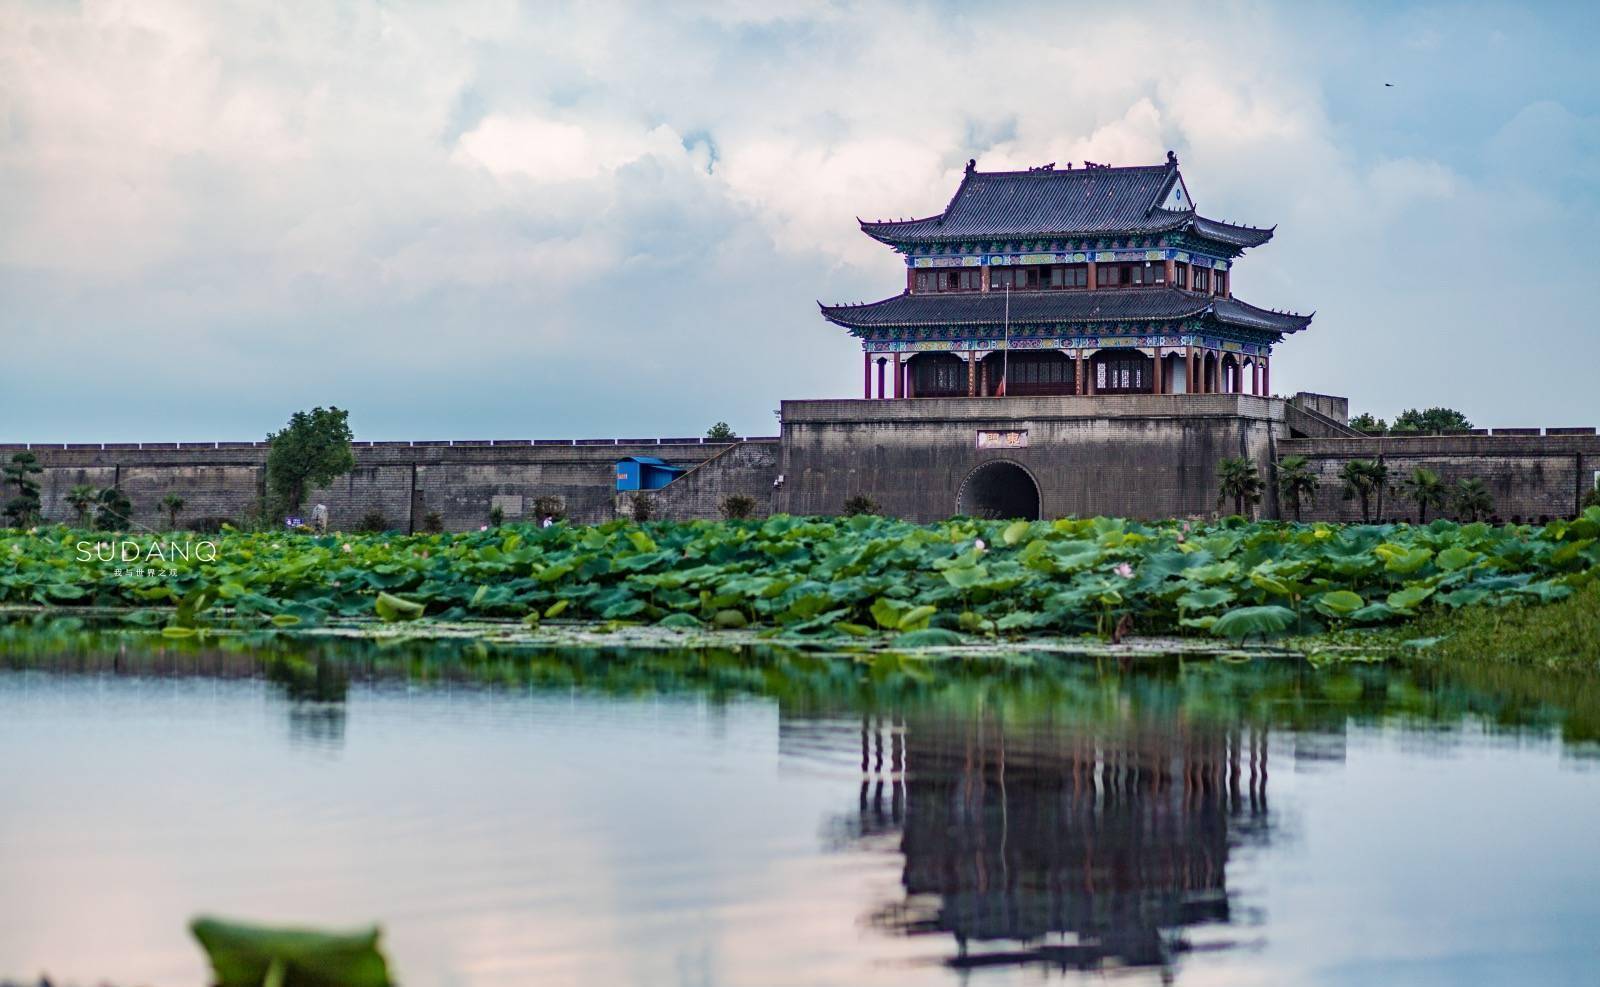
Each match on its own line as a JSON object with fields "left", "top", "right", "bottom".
{"left": 1114, "top": 563, "right": 1135, "bottom": 579}
{"left": 974, "top": 538, "right": 987, "bottom": 552}
{"left": 480, "top": 525, "right": 489, "bottom": 531}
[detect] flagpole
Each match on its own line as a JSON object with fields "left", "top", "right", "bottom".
{"left": 1002, "top": 281, "right": 1010, "bottom": 396}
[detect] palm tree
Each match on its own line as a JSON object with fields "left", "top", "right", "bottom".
{"left": 66, "top": 485, "right": 100, "bottom": 528}
{"left": 1277, "top": 455, "right": 1318, "bottom": 521}
{"left": 161, "top": 494, "right": 186, "bottom": 530}
{"left": 1399, "top": 467, "right": 1449, "bottom": 524}
{"left": 1453, "top": 478, "right": 1494, "bottom": 522}
{"left": 1339, "top": 459, "right": 1385, "bottom": 523}
{"left": 1215, "top": 457, "right": 1263, "bottom": 517}
{"left": 95, "top": 487, "right": 133, "bottom": 532}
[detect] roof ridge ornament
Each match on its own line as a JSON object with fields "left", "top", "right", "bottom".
{"left": 965, "top": 158, "right": 976, "bottom": 174}
{"left": 1166, "top": 149, "right": 1178, "bottom": 166}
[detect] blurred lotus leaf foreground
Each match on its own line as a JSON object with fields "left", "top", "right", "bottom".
{"left": 189, "top": 916, "right": 392, "bottom": 987}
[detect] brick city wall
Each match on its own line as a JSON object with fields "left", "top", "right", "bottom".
{"left": 633, "top": 440, "right": 781, "bottom": 520}
{"left": 4, "top": 438, "right": 777, "bottom": 532}
{"left": 1278, "top": 432, "right": 1600, "bottom": 523}
{"left": 7, "top": 410, "right": 1595, "bottom": 530}
{"left": 774, "top": 394, "right": 1286, "bottom": 521}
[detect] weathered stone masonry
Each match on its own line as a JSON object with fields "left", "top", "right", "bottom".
{"left": 5, "top": 439, "right": 775, "bottom": 532}
{"left": 6, "top": 408, "right": 1596, "bottom": 528}
{"left": 1277, "top": 432, "right": 1600, "bottom": 523}
{"left": 774, "top": 394, "right": 1286, "bottom": 522}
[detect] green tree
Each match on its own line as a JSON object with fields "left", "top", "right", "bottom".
{"left": 1392, "top": 407, "right": 1473, "bottom": 433}
{"left": 1399, "top": 467, "right": 1449, "bottom": 524}
{"left": 95, "top": 487, "right": 133, "bottom": 531}
{"left": 1276, "top": 455, "right": 1318, "bottom": 522}
{"left": 264, "top": 407, "right": 356, "bottom": 518}
{"left": 842, "top": 494, "right": 880, "bottom": 516}
{"left": 2, "top": 452, "right": 43, "bottom": 527}
{"left": 1452, "top": 478, "right": 1494, "bottom": 522}
{"left": 160, "top": 494, "right": 186, "bottom": 530}
{"left": 1215, "top": 457, "right": 1263, "bottom": 518}
{"left": 1348, "top": 412, "right": 1387, "bottom": 434}
{"left": 705, "top": 421, "right": 737, "bottom": 441}
{"left": 66, "top": 484, "right": 100, "bottom": 527}
{"left": 1339, "top": 459, "right": 1387, "bottom": 523}
{"left": 720, "top": 494, "right": 757, "bottom": 519}
{"left": 533, "top": 496, "right": 566, "bottom": 523}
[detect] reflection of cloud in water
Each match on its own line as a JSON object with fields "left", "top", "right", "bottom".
{"left": 821, "top": 710, "right": 1277, "bottom": 977}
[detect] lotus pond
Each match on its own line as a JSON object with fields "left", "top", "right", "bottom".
{"left": 4, "top": 514, "right": 1599, "bottom": 984}
{"left": 4, "top": 626, "right": 1600, "bottom": 986}
{"left": 3, "top": 511, "right": 1598, "bottom": 646}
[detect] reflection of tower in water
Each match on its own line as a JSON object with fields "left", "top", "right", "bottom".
{"left": 847, "top": 710, "right": 1271, "bottom": 974}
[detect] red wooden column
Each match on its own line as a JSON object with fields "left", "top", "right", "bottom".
{"left": 1086, "top": 261, "right": 1098, "bottom": 291}
{"left": 863, "top": 352, "right": 871, "bottom": 399}
{"left": 1262, "top": 357, "right": 1270, "bottom": 397}
{"left": 875, "top": 358, "right": 886, "bottom": 399}
{"left": 892, "top": 353, "right": 902, "bottom": 399}
{"left": 906, "top": 267, "right": 916, "bottom": 293}
{"left": 1153, "top": 348, "right": 1164, "bottom": 394}
{"left": 1164, "top": 258, "right": 1175, "bottom": 287}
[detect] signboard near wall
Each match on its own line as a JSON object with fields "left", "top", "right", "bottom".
{"left": 977, "top": 430, "right": 1029, "bottom": 449}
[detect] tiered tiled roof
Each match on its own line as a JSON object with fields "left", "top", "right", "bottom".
{"left": 819, "top": 289, "right": 1312, "bottom": 335}
{"left": 858, "top": 155, "right": 1273, "bottom": 249}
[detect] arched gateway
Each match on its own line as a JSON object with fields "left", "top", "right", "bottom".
{"left": 956, "top": 461, "right": 1041, "bottom": 520}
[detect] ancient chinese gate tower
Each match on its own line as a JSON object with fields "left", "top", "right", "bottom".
{"left": 820, "top": 152, "right": 1311, "bottom": 400}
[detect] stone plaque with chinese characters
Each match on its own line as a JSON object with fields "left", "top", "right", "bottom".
{"left": 976, "top": 430, "right": 1028, "bottom": 449}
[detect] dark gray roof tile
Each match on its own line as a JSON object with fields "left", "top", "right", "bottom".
{"left": 859, "top": 159, "right": 1272, "bottom": 249}
{"left": 820, "top": 288, "right": 1311, "bottom": 335}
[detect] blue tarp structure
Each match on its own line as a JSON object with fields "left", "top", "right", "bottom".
{"left": 616, "top": 456, "right": 686, "bottom": 491}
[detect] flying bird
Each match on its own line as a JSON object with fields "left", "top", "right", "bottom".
{"left": 1385, "top": 82, "right": 1395, "bottom": 87}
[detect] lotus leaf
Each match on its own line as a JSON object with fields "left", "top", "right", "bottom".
{"left": 1210, "top": 605, "right": 1297, "bottom": 640}
{"left": 190, "top": 916, "right": 392, "bottom": 987}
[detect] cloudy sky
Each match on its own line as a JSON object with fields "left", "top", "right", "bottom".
{"left": 3, "top": 0, "right": 1596, "bottom": 441}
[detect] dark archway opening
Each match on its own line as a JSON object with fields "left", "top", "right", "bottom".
{"left": 957, "top": 461, "right": 1041, "bottom": 520}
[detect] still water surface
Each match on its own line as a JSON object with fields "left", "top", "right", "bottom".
{"left": 3, "top": 637, "right": 1600, "bottom": 986}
